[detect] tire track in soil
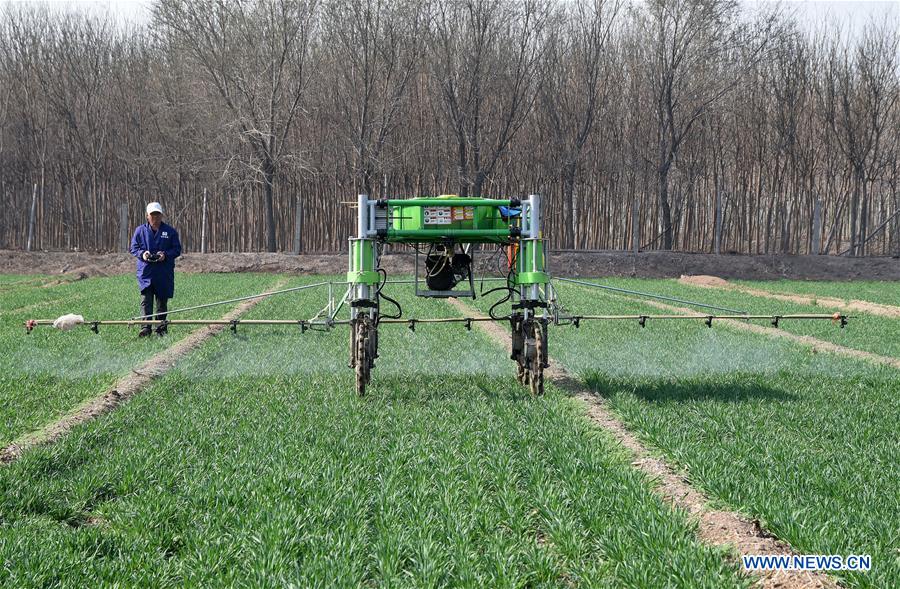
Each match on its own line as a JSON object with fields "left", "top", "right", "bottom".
{"left": 0, "top": 278, "right": 289, "bottom": 465}
{"left": 626, "top": 292, "right": 900, "bottom": 370}
{"left": 680, "top": 275, "right": 900, "bottom": 319}
{"left": 448, "top": 297, "right": 837, "bottom": 589}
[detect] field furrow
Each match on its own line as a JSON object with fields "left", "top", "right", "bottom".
{"left": 472, "top": 280, "right": 898, "bottom": 588}
{"left": 731, "top": 279, "right": 900, "bottom": 308}
{"left": 679, "top": 276, "right": 900, "bottom": 320}
{"left": 0, "top": 273, "right": 281, "bottom": 447}
{"left": 571, "top": 278, "right": 900, "bottom": 360}
{"left": 0, "top": 277, "right": 747, "bottom": 588}
{"left": 448, "top": 297, "right": 837, "bottom": 589}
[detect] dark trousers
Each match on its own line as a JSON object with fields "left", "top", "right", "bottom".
{"left": 140, "top": 284, "right": 169, "bottom": 330}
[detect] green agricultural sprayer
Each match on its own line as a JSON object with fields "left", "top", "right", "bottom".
{"left": 25, "top": 194, "right": 851, "bottom": 396}
{"left": 345, "top": 194, "right": 551, "bottom": 395}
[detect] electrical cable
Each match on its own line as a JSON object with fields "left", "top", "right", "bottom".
{"left": 375, "top": 268, "right": 402, "bottom": 320}
{"left": 485, "top": 255, "right": 519, "bottom": 321}
{"left": 555, "top": 277, "right": 747, "bottom": 315}
{"left": 128, "top": 281, "right": 332, "bottom": 321}
{"left": 486, "top": 283, "right": 515, "bottom": 321}
{"left": 424, "top": 242, "right": 451, "bottom": 278}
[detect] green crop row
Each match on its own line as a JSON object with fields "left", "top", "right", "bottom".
{"left": 472, "top": 280, "right": 899, "bottom": 588}
{"left": 0, "top": 277, "right": 747, "bottom": 588}
{"left": 0, "top": 273, "right": 281, "bottom": 447}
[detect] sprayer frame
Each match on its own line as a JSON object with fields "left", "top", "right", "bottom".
{"left": 347, "top": 193, "right": 550, "bottom": 395}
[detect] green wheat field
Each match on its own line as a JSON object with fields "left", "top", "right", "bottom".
{"left": 1, "top": 273, "right": 897, "bottom": 588}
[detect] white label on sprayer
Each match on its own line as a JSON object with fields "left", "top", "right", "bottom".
{"left": 424, "top": 207, "right": 452, "bottom": 225}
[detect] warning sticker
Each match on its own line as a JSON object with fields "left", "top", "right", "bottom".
{"left": 424, "top": 207, "right": 452, "bottom": 225}
{"left": 424, "top": 205, "right": 474, "bottom": 225}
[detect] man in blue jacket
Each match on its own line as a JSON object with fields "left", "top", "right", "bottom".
{"left": 129, "top": 202, "right": 182, "bottom": 337}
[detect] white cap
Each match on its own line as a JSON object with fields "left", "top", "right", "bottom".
{"left": 146, "top": 202, "right": 163, "bottom": 215}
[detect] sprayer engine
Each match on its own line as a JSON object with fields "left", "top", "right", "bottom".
{"left": 424, "top": 244, "right": 472, "bottom": 291}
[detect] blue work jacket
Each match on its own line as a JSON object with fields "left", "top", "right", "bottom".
{"left": 129, "top": 222, "right": 182, "bottom": 298}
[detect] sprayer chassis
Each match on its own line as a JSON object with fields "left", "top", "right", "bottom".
{"left": 347, "top": 194, "right": 549, "bottom": 396}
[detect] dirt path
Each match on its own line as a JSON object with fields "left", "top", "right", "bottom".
{"left": 680, "top": 275, "right": 900, "bottom": 319}
{"left": 632, "top": 289, "right": 900, "bottom": 370}
{"left": 448, "top": 297, "right": 836, "bottom": 589}
{"left": 0, "top": 278, "right": 289, "bottom": 465}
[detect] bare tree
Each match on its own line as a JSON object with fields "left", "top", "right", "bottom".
{"left": 321, "top": 0, "right": 424, "bottom": 195}
{"left": 634, "top": 0, "right": 782, "bottom": 249}
{"left": 152, "top": 0, "right": 319, "bottom": 252}
{"left": 429, "top": 0, "right": 550, "bottom": 197}
{"left": 825, "top": 23, "right": 899, "bottom": 256}
{"left": 539, "top": 0, "right": 620, "bottom": 248}
{"left": 0, "top": 0, "right": 897, "bottom": 255}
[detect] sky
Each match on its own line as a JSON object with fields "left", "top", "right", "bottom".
{"left": 1, "top": 0, "right": 151, "bottom": 26}
{"left": 764, "top": 0, "right": 900, "bottom": 39}
{"left": 1, "top": 0, "right": 898, "bottom": 40}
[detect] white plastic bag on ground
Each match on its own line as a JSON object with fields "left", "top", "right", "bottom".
{"left": 52, "top": 314, "right": 84, "bottom": 331}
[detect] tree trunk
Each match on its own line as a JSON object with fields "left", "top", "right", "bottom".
{"left": 456, "top": 138, "right": 468, "bottom": 197}
{"left": 858, "top": 180, "right": 868, "bottom": 256}
{"left": 472, "top": 170, "right": 487, "bottom": 198}
{"left": 811, "top": 198, "right": 822, "bottom": 255}
{"left": 562, "top": 161, "right": 577, "bottom": 249}
{"left": 849, "top": 167, "right": 861, "bottom": 256}
{"left": 714, "top": 188, "right": 723, "bottom": 255}
{"left": 632, "top": 192, "right": 640, "bottom": 253}
{"left": 658, "top": 165, "right": 673, "bottom": 250}
{"left": 264, "top": 158, "right": 277, "bottom": 253}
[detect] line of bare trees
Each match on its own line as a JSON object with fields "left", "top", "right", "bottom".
{"left": 1, "top": 0, "right": 898, "bottom": 255}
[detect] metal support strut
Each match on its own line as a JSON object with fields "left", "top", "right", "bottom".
{"left": 348, "top": 193, "right": 380, "bottom": 396}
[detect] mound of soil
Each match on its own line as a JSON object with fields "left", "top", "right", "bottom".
{"left": 679, "top": 275, "right": 730, "bottom": 288}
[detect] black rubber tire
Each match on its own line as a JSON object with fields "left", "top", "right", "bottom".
{"left": 355, "top": 320, "right": 369, "bottom": 396}
{"left": 529, "top": 322, "right": 545, "bottom": 396}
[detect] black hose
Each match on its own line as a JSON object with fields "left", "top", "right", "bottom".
{"left": 484, "top": 268, "right": 517, "bottom": 321}
{"left": 375, "top": 268, "right": 402, "bottom": 320}
{"left": 479, "top": 244, "right": 519, "bottom": 320}
{"left": 487, "top": 287, "right": 514, "bottom": 321}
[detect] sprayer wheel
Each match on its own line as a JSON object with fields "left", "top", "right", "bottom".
{"left": 517, "top": 361, "right": 528, "bottom": 385}
{"left": 530, "top": 322, "right": 545, "bottom": 396}
{"left": 355, "top": 321, "right": 369, "bottom": 397}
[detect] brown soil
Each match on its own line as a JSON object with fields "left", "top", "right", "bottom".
{"left": 681, "top": 275, "right": 900, "bottom": 319}
{"left": 0, "top": 278, "right": 289, "bottom": 465}
{"left": 680, "top": 275, "right": 732, "bottom": 289}
{"left": 0, "top": 276, "right": 58, "bottom": 290}
{"left": 842, "top": 299, "right": 900, "bottom": 318}
{"left": 447, "top": 297, "right": 836, "bottom": 589}
{"left": 3, "top": 250, "right": 899, "bottom": 281}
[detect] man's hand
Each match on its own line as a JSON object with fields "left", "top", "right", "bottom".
{"left": 157, "top": 251, "right": 166, "bottom": 262}
{"left": 142, "top": 251, "right": 151, "bottom": 261}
